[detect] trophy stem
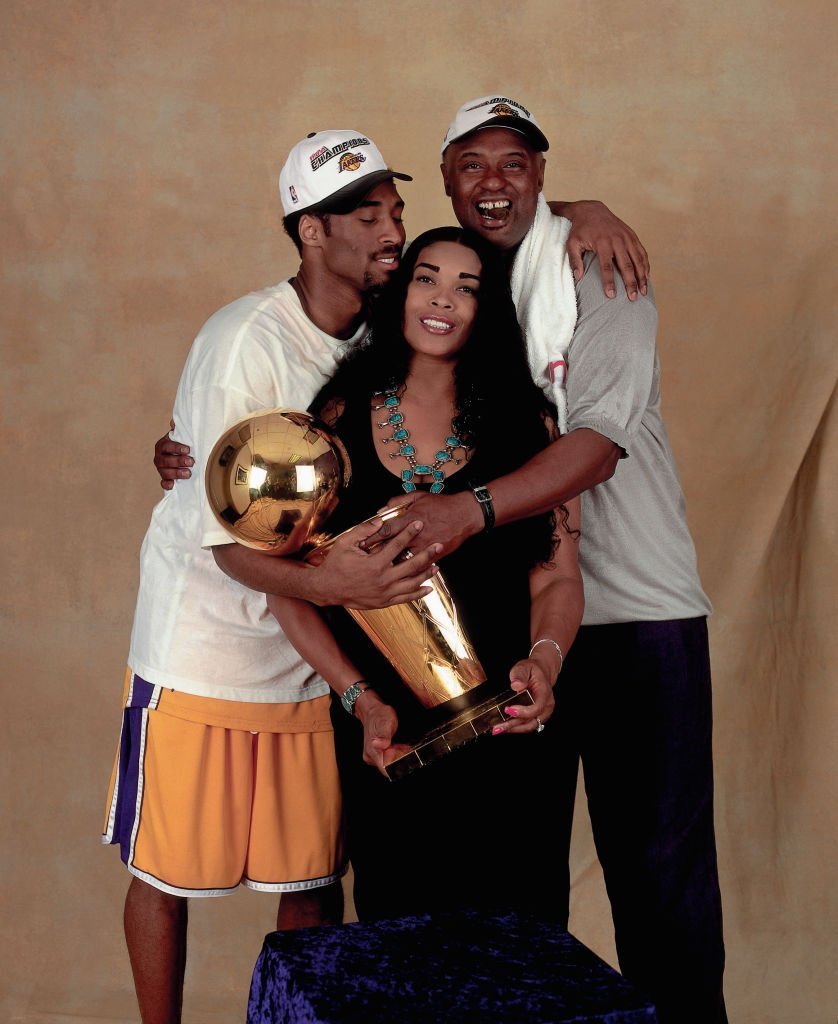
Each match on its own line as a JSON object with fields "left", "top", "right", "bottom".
{"left": 346, "top": 568, "right": 487, "bottom": 711}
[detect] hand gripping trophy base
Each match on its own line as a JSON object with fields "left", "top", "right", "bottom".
{"left": 384, "top": 687, "right": 535, "bottom": 781}
{"left": 343, "top": 566, "right": 521, "bottom": 781}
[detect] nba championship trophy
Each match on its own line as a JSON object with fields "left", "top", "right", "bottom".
{"left": 205, "top": 408, "right": 531, "bottom": 780}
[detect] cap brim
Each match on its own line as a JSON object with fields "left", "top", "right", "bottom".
{"left": 444, "top": 119, "right": 549, "bottom": 155}
{"left": 305, "top": 169, "right": 413, "bottom": 216}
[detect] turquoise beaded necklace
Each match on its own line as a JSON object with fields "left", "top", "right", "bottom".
{"left": 374, "top": 386, "right": 469, "bottom": 494}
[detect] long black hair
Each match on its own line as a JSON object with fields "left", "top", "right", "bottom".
{"left": 313, "top": 226, "right": 563, "bottom": 563}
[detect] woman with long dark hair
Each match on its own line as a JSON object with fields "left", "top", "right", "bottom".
{"left": 270, "top": 226, "right": 584, "bottom": 922}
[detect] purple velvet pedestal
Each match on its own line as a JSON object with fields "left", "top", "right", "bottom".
{"left": 247, "top": 911, "right": 658, "bottom": 1023}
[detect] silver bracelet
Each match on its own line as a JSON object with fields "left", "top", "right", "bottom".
{"left": 529, "top": 638, "right": 564, "bottom": 672}
{"left": 340, "top": 680, "right": 371, "bottom": 716}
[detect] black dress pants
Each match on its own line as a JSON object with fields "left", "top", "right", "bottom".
{"left": 551, "top": 617, "right": 727, "bottom": 1024}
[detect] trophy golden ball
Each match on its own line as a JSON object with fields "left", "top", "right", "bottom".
{"left": 205, "top": 408, "right": 351, "bottom": 555}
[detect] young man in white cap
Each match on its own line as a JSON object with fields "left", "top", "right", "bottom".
{"left": 103, "top": 130, "right": 444, "bottom": 1024}
{"left": 372, "top": 95, "right": 725, "bottom": 1024}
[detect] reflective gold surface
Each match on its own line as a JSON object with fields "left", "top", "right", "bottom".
{"left": 347, "top": 571, "right": 487, "bottom": 710}
{"left": 205, "top": 408, "right": 350, "bottom": 555}
{"left": 206, "top": 408, "right": 494, "bottom": 779}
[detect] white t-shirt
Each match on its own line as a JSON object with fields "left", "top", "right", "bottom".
{"left": 128, "top": 281, "right": 366, "bottom": 702}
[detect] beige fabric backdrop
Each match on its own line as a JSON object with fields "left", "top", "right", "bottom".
{"left": 1, "top": 2, "right": 835, "bottom": 1021}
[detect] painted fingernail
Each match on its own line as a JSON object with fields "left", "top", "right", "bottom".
{"left": 505, "top": 707, "right": 519, "bottom": 718}
{"left": 492, "top": 726, "right": 505, "bottom": 736}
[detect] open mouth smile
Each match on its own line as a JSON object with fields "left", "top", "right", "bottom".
{"left": 476, "top": 199, "right": 511, "bottom": 222}
{"left": 372, "top": 250, "right": 400, "bottom": 269}
{"left": 419, "top": 316, "right": 456, "bottom": 333}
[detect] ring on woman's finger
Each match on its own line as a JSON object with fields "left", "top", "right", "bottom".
{"left": 536, "top": 717, "right": 545, "bottom": 734}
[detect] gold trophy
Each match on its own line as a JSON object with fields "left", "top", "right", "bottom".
{"left": 205, "top": 408, "right": 531, "bottom": 781}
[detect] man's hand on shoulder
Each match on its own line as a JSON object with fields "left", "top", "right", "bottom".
{"left": 154, "top": 419, "right": 194, "bottom": 489}
{"left": 548, "top": 199, "right": 650, "bottom": 302}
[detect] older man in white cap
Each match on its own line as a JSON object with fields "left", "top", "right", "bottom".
{"left": 103, "top": 129, "right": 445, "bottom": 1024}
{"left": 380, "top": 94, "right": 725, "bottom": 1024}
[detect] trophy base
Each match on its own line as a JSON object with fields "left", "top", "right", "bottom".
{"left": 385, "top": 687, "right": 536, "bottom": 782}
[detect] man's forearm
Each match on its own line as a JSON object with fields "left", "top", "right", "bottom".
{"left": 213, "top": 543, "right": 324, "bottom": 602}
{"left": 267, "top": 594, "right": 362, "bottom": 694}
{"left": 488, "top": 428, "right": 620, "bottom": 525}
{"left": 213, "top": 519, "right": 441, "bottom": 610}
{"left": 548, "top": 200, "right": 575, "bottom": 218}
{"left": 385, "top": 428, "right": 620, "bottom": 557}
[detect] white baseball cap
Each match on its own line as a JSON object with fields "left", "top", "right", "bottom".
{"left": 279, "top": 130, "right": 412, "bottom": 217}
{"left": 440, "top": 95, "right": 550, "bottom": 157}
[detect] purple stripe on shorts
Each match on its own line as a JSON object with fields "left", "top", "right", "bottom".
{"left": 127, "top": 674, "right": 157, "bottom": 710}
{"left": 108, "top": 675, "right": 158, "bottom": 863}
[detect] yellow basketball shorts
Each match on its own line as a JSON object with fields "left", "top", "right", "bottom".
{"left": 102, "top": 671, "right": 345, "bottom": 897}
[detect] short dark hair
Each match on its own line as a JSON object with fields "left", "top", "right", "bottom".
{"left": 282, "top": 211, "right": 332, "bottom": 255}
{"left": 282, "top": 172, "right": 402, "bottom": 253}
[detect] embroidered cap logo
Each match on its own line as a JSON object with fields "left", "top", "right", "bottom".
{"left": 338, "top": 152, "right": 366, "bottom": 173}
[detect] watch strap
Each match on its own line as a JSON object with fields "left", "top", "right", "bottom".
{"left": 472, "top": 485, "right": 495, "bottom": 532}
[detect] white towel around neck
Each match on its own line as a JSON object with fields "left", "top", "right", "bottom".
{"left": 509, "top": 194, "right": 578, "bottom": 433}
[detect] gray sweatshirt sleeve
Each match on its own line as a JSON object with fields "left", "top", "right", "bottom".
{"left": 565, "top": 253, "right": 659, "bottom": 457}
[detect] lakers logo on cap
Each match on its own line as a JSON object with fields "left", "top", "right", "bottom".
{"left": 491, "top": 103, "right": 517, "bottom": 117}
{"left": 338, "top": 152, "right": 366, "bottom": 173}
